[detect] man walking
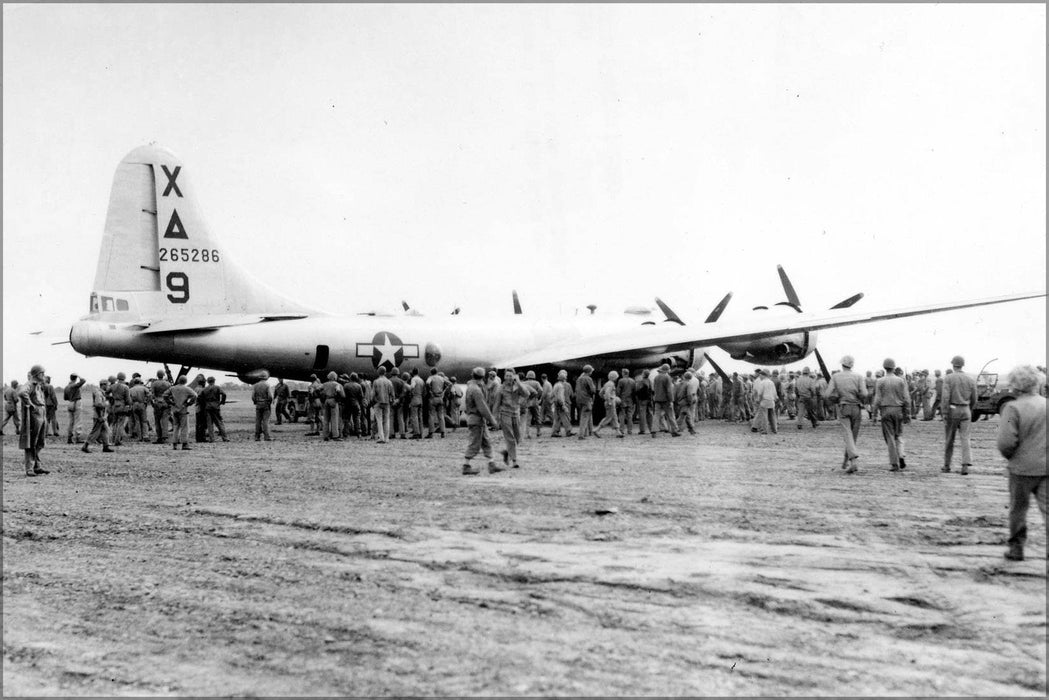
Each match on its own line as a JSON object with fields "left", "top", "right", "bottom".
{"left": 64, "top": 373, "right": 86, "bottom": 444}
{"left": 82, "top": 379, "right": 115, "bottom": 453}
{"left": 462, "top": 367, "right": 501, "bottom": 475}
{"left": 942, "top": 355, "right": 978, "bottom": 474}
{"left": 823, "top": 356, "right": 868, "bottom": 473}
{"left": 651, "top": 364, "right": 680, "bottom": 438}
{"left": 493, "top": 368, "right": 533, "bottom": 467}
{"left": 250, "top": 374, "right": 273, "bottom": 442}
{"left": 200, "top": 376, "right": 230, "bottom": 442}
{"left": 425, "top": 368, "right": 448, "bottom": 438}
{"left": 873, "top": 358, "right": 909, "bottom": 471}
{"left": 551, "top": 370, "right": 574, "bottom": 437}
{"left": 574, "top": 364, "right": 597, "bottom": 439}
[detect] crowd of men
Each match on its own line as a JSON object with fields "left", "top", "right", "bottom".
{"left": 7, "top": 356, "right": 1045, "bottom": 560}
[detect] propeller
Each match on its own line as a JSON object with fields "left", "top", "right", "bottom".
{"left": 703, "top": 352, "right": 731, "bottom": 383}
{"left": 704, "top": 292, "right": 733, "bottom": 323}
{"left": 401, "top": 300, "right": 410, "bottom": 312}
{"left": 654, "top": 297, "right": 684, "bottom": 325}
{"left": 512, "top": 290, "right": 522, "bottom": 315}
{"left": 777, "top": 264, "right": 863, "bottom": 312}
{"left": 813, "top": 348, "right": 831, "bottom": 382}
{"left": 450, "top": 307, "right": 460, "bottom": 315}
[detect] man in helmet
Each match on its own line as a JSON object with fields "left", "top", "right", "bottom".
{"left": 823, "top": 355, "right": 868, "bottom": 473}
{"left": 462, "top": 367, "right": 501, "bottom": 475}
{"left": 873, "top": 358, "right": 909, "bottom": 471}
{"left": 18, "top": 365, "right": 49, "bottom": 476}
{"left": 941, "top": 355, "right": 978, "bottom": 475}
{"left": 250, "top": 372, "right": 273, "bottom": 442}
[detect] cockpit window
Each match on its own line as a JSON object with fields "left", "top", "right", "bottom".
{"left": 102, "top": 297, "right": 115, "bottom": 312}
{"left": 90, "top": 294, "right": 99, "bottom": 313}
{"left": 116, "top": 299, "right": 129, "bottom": 311}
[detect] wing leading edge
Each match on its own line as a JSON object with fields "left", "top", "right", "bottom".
{"left": 492, "top": 291, "right": 1046, "bottom": 369}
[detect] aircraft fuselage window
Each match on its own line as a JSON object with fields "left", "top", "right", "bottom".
{"left": 102, "top": 296, "right": 115, "bottom": 312}
{"left": 116, "top": 299, "right": 129, "bottom": 311}
{"left": 313, "top": 345, "right": 330, "bottom": 370}
{"left": 90, "top": 294, "right": 99, "bottom": 313}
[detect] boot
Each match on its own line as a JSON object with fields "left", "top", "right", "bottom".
{"left": 1004, "top": 545, "right": 1024, "bottom": 561}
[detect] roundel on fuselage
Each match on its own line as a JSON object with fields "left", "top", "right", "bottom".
{"left": 355, "top": 331, "right": 420, "bottom": 371}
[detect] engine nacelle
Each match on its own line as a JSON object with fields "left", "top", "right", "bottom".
{"left": 719, "top": 331, "right": 817, "bottom": 366}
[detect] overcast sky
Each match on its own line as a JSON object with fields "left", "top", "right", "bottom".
{"left": 3, "top": 4, "right": 1045, "bottom": 383}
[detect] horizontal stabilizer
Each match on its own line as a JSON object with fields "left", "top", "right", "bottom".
{"left": 136, "top": 313, "right": 308, "bottom": 334}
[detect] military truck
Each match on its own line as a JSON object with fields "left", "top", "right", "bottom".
{"left": 972, "top": 371, "right": 1016, "bottom": 420}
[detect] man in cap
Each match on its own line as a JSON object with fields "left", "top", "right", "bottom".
{"left": 941, "top": 355, "right": 978, "bottom": 474}
{"left": 164, "top": 375, "right": 199, "bottom": 450}
{"left": 651, "top": 363, "right": 680, "bottom": 438}
{"left": 343, "top": 373, "right": 365, "bottom": 438}
{"left": 595, "top": 371, "right": 625, "bottom": 438}
{"left": 794, "top": 367, "right": 819, "bottom": 429}
{"left": 617, "top": 368, "right": 636, "bottom": 435}
{"left": 425, "top": 368, "right": 448, "bottom": 438}
{"left": 274, "top": 378, "right": 292, "bottom": 425}
{"left": 128, "top": 375, "right": 152, "bottom": 441}
{"left": 250, "top": 373, "right": 273, "bottom": 442}
{"left": 539, "top": 373, "right": 554, "bottom": 429}
{"left": 996, "top": 364, "right": 1047, "bottom": 561}
{"left": 446, "top": 376, "right": 463, "bottom": 432}
{"left": 493, "top": 368, "right": 533, "bottom": 466}
{"left": 319, "top": 371, "right": 345, "bottom": 441}
{"left": 150, "top": 370, "right": 172, "bottom": 443}
{"left": 750, "top": 369, "right": 778, "bottom": 435}
{"left": 522, "top": 370, "right": 542, "bottom": 438}
{"left": 408, "top": 368, "right": 426, "bottom": 438}
{"left": 822, "top": 355, "right": 868, "bottom": 473}
{"left": 83, "top": 378, "right": 115, "bottom": 453}
{"left": 18, "top": 365, "right": 49, "bottom": 476}
{"left": 462, "top": 367, "right": 501, "bottom": 474}
{"left": 109, "top": 372, "right": 132, "bottom": 446}
{"left": 187, "top": 373, "right": 207, "bottom": 443}
{"left": 550, "top": 370, "right": 574, "bottom": 437}
{"left": 574, "top": 364, "right": 597, "bottom": 439}
{"left": 2, "top": 380, "right": 21, "bottom": 435}
{"left": 372, "top": 366, "right": 396, "bottom": 444}
{"left": 873, "top": 358, "right": 909, "bottom": 471}
{"left": 41, "top": 375, "right": 60, "bottom": 437}
{"left": 199, "top": 376, "right": 229, "bottom": 442}
{"left": 635, "top": 369, "right": 653, "bottom": 434}
{"left": 63, "top": 373, "right": 87, "bottom": 444}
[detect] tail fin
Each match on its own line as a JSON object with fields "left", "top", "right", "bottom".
{"left": 89, "top": 144, "right": 311, "bottom": 321}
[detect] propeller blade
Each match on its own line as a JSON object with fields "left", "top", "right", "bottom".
{"left": 704, "top": 292, "right": 733, "bottom": 323}
{"left": 654, "top": 297, "right": 685, "bottom": 325}
{"left": 776, "top": 265, "right": 802, "bottom": 308}
{"left": 830, "top": 293, "right": 864, "bottom": 310}
{"left": 703, "top": 352, "right": 731, "bottom": 383}
{"left": 512, "top": 290, "right": 522, "bottom": 315}
{"left": 450, "top": 307, "right": 460, "bottom": 315}
{"left": 814, "top": 348, "right": 831, "bottom": 382}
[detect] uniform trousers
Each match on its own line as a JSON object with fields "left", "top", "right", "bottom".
{"left": 2, "top": 405, "right": 20, "bottom": 433}
{"left": 206, "top": 407, "right": 227, "bottom": 440}
{"left": 676, "top": 402, "right": 695, "bottom": 433}
{"left": 374, "top": 403, "right": 391, "bottom": 442}
{"left": 409, "top": 404, "right": 424, "bottom": 437}
{"left": 86, "top": 408, "right": 112, "bottom": 446}
{"left": 429, "top": 402, "right": 446, "bottom": 436}
{"left": 878, "top": 406, "right": 905, "bottom": 468}
{"left": 173, "top": 410, "right": 191, "bottom": 444}
{"left": 797, "top": 396, "right": 818, "bottom": 428}
{"left": 552, "top": 403, "right": 572, "bottom": 436}
{"left": 20, "top": 406, "right": 46, "bottom": 472}
{"left": 66, "top": 400, "right": 82, "bottom": 442}
{"left": 1008, "top": 474, "right": 1048, "bottom": 550}
{"left": 131, "top": 403, "right": 150, "bottom": 440}
{"left": 153, "top": 403, "right": 170, "bottom": 441}
{"left": 636, "top": 399, "right": 652, "bottom": 433}
{"left": 577, "top": 400, "right": 594, "bottom": 438}
{"left": 323, "top": 399, "right": 341, "bottom": 439}
{"left": 253, "top": 406, "right": 271, "bottom": 440}
{"left": 596, "top": 400, "right": 623, "bottom": 436}
{"left": 500, "top": 412, "right": 522, "bottom": 462}
{"left": 653, "top": 401, "right": 679, "bottom": 436}
{"left": 618, "top": 402, "right": 634, "bottom": 434}
{"left": 837, "top": 403, "right": 862, "bottom": 464}
{"left": 464, "top": 419, "right": 493, "bottom": 461}
{"left": 944, "top": 405, "right": 973, "bottom": 467}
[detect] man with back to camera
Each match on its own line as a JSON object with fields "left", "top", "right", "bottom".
{"left": 823, "top": 355, "right": 868, "bottom": 473}
{"left": 873, "top": 358, "right": 909, "bottom": 472}
{"left": 165, "top": 375, "right": 199, "bottom": 450}
{"left": 64, "top": 373, "right": 87, "bottom": 444}
{"left": 942, "top": 355, "right": 978, "bottom": 475}
{"left": 250, "top": 373, "right": 273, "bottom": 442}
{"left": 574, "top": 364, "right": 597, "bottom": 439}
{"left": 462, "top": 367, "right": 501, "bottom": 475}
{"left": 150, "top": 369, "right": 171, "bottom": 443}
{"left": 996, "top": 365, "right": 1047, "bottom": 561}
{"left": 199, "top": 376, "right": 230, "bottom": 442}
{"left": 651, "top": 363, "right": 680, "bottom": 438}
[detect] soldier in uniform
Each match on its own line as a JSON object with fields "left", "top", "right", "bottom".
{"left": 390, "top": 371, "right": 407, "bottom": 439}
{"left": 996, "top": 365, "right": 1047, "bottom": 561}
{"left": 823, "top": 355, "right": 868, "bottom": 473}
{"left": 494, "top": 368, "right": 533, "bottom": 467}
{"left": 873, "top": 358, "right": 909, "bottom": 471}
{"left": 462, "top": 367, "right": 501, "bottom": 475}
{"left": 18, "top": 365, "right": 49, "bottom": 476}
{"left": 574, "top": 364, "right": 597, "bottom": 439}
{"left": 372, "top": 366, "right": 395, "bottom": 444}
{"left": 273, "top": 378, "right": 292, "bottom": 425}
{"left": 635, "top": 369, "right": 652, "bottom": 434}
{"left": 2, "top": 380, "right": 21, "bottom": 434}
{"left": 751, "top": 369, "right": 778, "bottom": 434}
{"left": 150, "top": 370, "right": 172, "bottom": 444}
{"left": 128, "top": 376, "right": 152, "bottom": 441}
{"left": 110, "top": 372, "right": 132, "bottom": 446}
{"left": 616, "top": 368, "right": 636, "bottom": 435}
{"left": 250, "top": 374, "right": 273, "bottom": 442}
{"left": 864, "top": 370, "right": 876, "bottom": 421}
{"left": 426, "top": 368, "right": 448, "bottom": 438}
{"left": 941, "top": 355, "right": 978, "bottom": 475}
{"left": 446, "top": 376, "right": 462, "bottom": 432}
{"left": 794, "top": 367, "right": 818, "bottom": 429}
{"left": 522, "top": 370, "right": 542, "bottom": 438}
{"left": 343, "top": 373, "right": 365, "bottom": 438}
{"left": 200, "top": 376, "right": 230, "bottom": 442}
{"left": 305, "top": 374, "right": 323, "bottom": 436}
{"left": 41, "top": 376, "right": 60, "bottom": 437}
{"left": 82, "top": 379, "right": 114, "bottom": 453}
{"left": 594, "top": 371, "right": 625, "bottom": 438}
{"left": 408, "top": 368, "right": 426, "bottom": 438}
{"left": 539, "top": 373, "right": 554, "bottom": 428}
{"left": 64, "top": 373, "right": 86, "bottom": 444}
{"left": 674, "top": 372, "right": 696, "bottom": 435}
{"left": 652, "top": 364, "right": 680, "bottom": 438}
{"left": 165, "top": 375, "right": 199, "bottom": 449}
{"left": 814, "top": 371, "right": 829, "bottom": 421}
{"left": 550, "top": 370, "right": 574, "bottom": 437}
{"left": 187, "top": 373, "right": 207, "bottom": 442}
{"left": 932, "top": 369, "right": 944, "bottom": 419}
{"left": 319, "top": 371, "right": 345, "bottom": 441}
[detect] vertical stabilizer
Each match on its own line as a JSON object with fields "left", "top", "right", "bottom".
{"left": 90, "top": 144, "right": 311, "bottom": 321}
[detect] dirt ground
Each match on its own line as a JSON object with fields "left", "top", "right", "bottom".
{"left": 3, "top": 398, "right": 1046, "bottom": 696}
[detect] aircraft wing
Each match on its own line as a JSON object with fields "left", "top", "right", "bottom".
{"left": 134, "top": 313, "right": 309, "bottom": 334}
{"left": 492, "top": 291, "right": 1045, "bottom": 369}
